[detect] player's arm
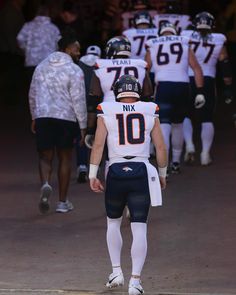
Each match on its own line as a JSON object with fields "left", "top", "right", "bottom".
{"left": 141, "top": 72, "right": 154, "bottom": 101}
{"left": 151, "top": 117, "right": 168, "bottom": 189}
{"left": 218, "top": 45, "right": 234, "bottom": 104}
{"left": 188, "top": 48, "right": 204, "bottom": 88}
{"left": 88, "top": 72, "right": 103, "bottom": 114}
{"left": 86, "top": 73, "right": 104, "bottom": 147}
{"left": 89, "top": 116, "right": 108, "bottom": 192}
{"left": 189, "top": 48, "right": 206, "bottom": 108}
{"left": 144, "top": 48, "right": 152, "bottom": 72}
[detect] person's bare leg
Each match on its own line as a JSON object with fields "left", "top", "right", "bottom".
{"left": 38, "top": 149, "right": 54, "bottom": 184}
{"left": 56, "top": 148, "right": 73, "bottom": 202}
{"left": 38, "top": 149, "right": 54, "bottom": 213}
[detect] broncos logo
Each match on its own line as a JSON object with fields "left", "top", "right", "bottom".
{"left": 122, "top": 166, "right": 133, "bottom": 172}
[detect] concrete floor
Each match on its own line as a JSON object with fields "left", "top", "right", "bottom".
{"left": 0, "top": 102, "right": 236, "bottom": 295}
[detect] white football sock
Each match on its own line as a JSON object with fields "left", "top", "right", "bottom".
{"left": 201, "top": 122, "right": 214, "bottom": 154}
{"left": 130, "top": 277, "right": 141, "bottom": 286}
{"left": 160, "top": 123, "right": 171, "bottom": 151}
{"left": 131, "top": 222, "right": 147, "bottom": 276}
{"left": 106, "top": 217, "right": 123, "bottom": 272}
{"left": 171, "top": 123, "right": 184, "bottom": 163}
{"left": 183, "top": 117, "right": 195, "bottom": 152}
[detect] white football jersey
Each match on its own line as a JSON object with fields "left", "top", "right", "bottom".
{"left": 154, "top": 14, "right": 191, "bottom": 34}
{"left": 146, "top": 35, "right": 190, "bottom": 82}
{"left": 123, "top": 28, "right": 158, "bottom": 59}
{"left": 95, "top": 58, "right": 147, "bottom": 102}
{"left": 121, "top": 10, "right": 157, "bottom": 30}
{"left": 97, "top": 101, "right": 159, "bottom": 160}
{"left": 181, "top": 30, "right": 226, "bottom": 78}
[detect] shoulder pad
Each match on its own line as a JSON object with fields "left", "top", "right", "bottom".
{"left": 131, "top": 59, "right": 147, "bottom": 68}
{"left": 212, "top": 33, "right": 227, "bottom": 44}
{"left": 95, "top": 59, "right": 111, "bottom": 69}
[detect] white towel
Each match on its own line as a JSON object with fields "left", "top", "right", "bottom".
{"left": 144, "top": 162, "right": 162, "bottom": 207}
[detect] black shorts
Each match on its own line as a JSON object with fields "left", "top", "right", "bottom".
{"left": 35, "top": 118, "right": 78, "bottom": 151}
{"left": 189, "top": 76, "right": 216, "bottom": 122}
{"left": 155, "top": 81, "right": 190, "bottom": 124}
{"left": 105, "top": 162, "right": 150, "bottom": 223}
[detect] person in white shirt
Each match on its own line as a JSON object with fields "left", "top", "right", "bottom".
{"left": 29, "top": 35, "right": 87, "bottom": 214}
{"left": 145, "top": 21, "right": 204, "bottom": 173}
{"left": 17, "top": 4, "right": 61, "bottom": 100}
{"left": 181, "top": 12, "right": 234, "bottom": 165}
{"left": 17, "top": 4, "right": 60, "bottom": 68}
{"left": 89, "top": 74, "right": 167, "bottom": 295}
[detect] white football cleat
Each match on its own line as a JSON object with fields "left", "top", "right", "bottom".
{"left": 200, "top": 152, "right": 212, "bottom": 166}
{"left": 129, "top": 280, "right": 144, "bottom": 295}
{"left": 106, "top": 272, "right": 124, "bottom": 288}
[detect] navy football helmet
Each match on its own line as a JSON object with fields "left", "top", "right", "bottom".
{"left": 113, "top": 75, "right": 142, "bottom": 101}
{"left": 158, "top": 21, "right": 177, "bottom": 36}
{"left": 193, "top": 11, "right": 215, "bottom": 31}
{"left": 134, "top": 10, "right": 153, "bottom": 28}
{"left": 105, "top": 36, "right": 131, "bottom": 59}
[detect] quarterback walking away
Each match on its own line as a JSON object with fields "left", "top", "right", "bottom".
{"left": 89, "top": 75, "right": 167, "bottom": 295}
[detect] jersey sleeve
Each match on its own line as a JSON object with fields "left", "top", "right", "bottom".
{"left": 218, "top": 33, "right": 227, "bottom": 45}
{"left": 95, "top": 59, "right": 108, "bottom": 69}
{"left": 132, "top": 58, "right": 148, "bottom": 69}
{"left": 181, "top": 36, "right": 190, "bottom": 46}
{"left": 181, "top": 30, "right": 193, "bottom": 38}
{"left": 96, "top": 103, "right": 104, "bottom": 117}
{"left": 122, "top": 29, "right": 129, "bottom": 37}
{"left": 145, "top": 38, "right": 153, "bottom": 49}
{"left": 154, "top": 103, "right": 159, "bottom": 117}
{"left": 145, "top": 102, "right": 159, "bottom": 117}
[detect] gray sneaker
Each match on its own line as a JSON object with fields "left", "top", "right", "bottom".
{"left": 56, "top": 200, "right": 74, "bottom": 213}
{"left": 39, "top": 183, "right": 52, "bottom": 214}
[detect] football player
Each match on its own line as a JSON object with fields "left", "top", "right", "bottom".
{"left": 182, "top": 12, "right": 234, "bottom": 165}
{"left": 87, "top": 36, "right": 153, "bottom": 147}
{"left": 89, "top": 74, "right": 167, "bottom": 295}
{"left": 145, "top": 21, "right": 204, "bottom": 173}
{"left": 153, "top": 0, "right": 191, "bottom": 34}
{"left": 121, "top": 0, "right": 157, "bottom": 31}
{"left": 123, "top": 10, "right": 158, "bottom": 60}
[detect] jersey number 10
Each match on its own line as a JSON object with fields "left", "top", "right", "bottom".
{"left": 116, "top": 113, "right": 145, "bottom": 145}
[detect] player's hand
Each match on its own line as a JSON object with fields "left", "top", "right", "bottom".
{"left": 223, "top": 85, "right": 234, "bottom": 104}
{"left": 90, "top": 178, "right": 104, "bottom": 193}
{"left": 31, "top": 120, "right": 36, "bottom": 134}
{"left": 85, "top": 134, "right": 95, "bottom": 149}
{"left": 159, "top": 176, "right": 166, "bottom": 190}
{"left": 194, "top": 94, "right": 205, "bottom": 109}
